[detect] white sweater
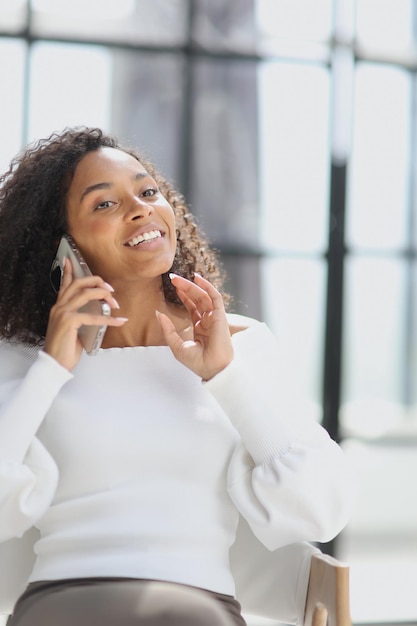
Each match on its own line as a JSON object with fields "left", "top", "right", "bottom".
{"left": 0, "top": 314, "right": 353, "bottom": 596}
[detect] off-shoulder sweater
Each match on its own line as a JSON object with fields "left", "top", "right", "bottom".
{"left": 0, "top": 314, "right": 353, "bottom": 596}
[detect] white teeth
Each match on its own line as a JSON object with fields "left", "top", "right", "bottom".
{"left": 127, "top": 230, "right": 162, "bottom": 247}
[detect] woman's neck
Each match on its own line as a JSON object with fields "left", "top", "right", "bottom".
{"left": 100, "top": 280, "right": 191, "bottom": 348}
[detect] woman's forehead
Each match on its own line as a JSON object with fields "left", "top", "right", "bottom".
{"left": 66, "top": 148, "right": 150, "bottom": 209}
{"left": 75, "top": 147, "right": 146, "bottom": 177}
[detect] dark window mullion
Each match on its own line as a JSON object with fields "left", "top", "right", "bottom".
{"left": 322, "top": 37, "right": 353, "bottom": 446}
{"left": 322, "top": 160, "right": 346, "bottom": 445}
{"left": 404, "top": 8, "right": 417, "bottom": 407}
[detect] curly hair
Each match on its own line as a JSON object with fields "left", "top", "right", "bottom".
{"left": 0, "top": 127, "right": 229, "bottom": 345}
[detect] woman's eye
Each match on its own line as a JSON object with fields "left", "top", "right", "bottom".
{"left": 142, "top": 187, "right": 158, "bottom": 198}
{"left": 95, "top": 200, "right": 114, "bottom": 210}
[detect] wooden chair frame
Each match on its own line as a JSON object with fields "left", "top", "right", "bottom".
{"left": 304, "top": 553, "right": 351, "bottom": 626}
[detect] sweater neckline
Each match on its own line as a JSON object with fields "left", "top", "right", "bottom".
{"left": 98, "top": 344, "right": 171, "bottom": 352}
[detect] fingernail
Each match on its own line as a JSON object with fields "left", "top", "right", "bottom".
{"left": 115, "top": 317, "right": 128, "bottom": 323}
{"left": 112, "top": 297, "right": 120, "bottom": 309}
{"left": 104, "top": 282, "right": 115, "bottom": 292}
{"left": 155, "top": 309, "right": 160, "bottom": 318}
{"left": 169, "top": 273, "right": 177, "bottom": 280}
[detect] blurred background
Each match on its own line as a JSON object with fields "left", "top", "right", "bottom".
{"left": 1, "top": 0, "right": 417, "bottom": 624}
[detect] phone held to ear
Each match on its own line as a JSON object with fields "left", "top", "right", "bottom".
{"left": 50, "top": 234, "right": 111, "bottom": 356}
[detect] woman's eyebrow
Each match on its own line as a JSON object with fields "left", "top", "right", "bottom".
{"left": 80, "top": 182, "right": 111, "bottom": 202}
{"left": 80, "top": 173, "right": 148, "bottom": 202}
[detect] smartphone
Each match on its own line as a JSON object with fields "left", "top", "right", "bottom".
{"left": 50, "top": 234, "right": 111, "bottom": 356}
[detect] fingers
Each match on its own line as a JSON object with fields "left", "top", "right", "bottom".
{"left": 174, "top": 287, "right": 202, "bottom": 326}
{"left": 45, "top": 261, "right": 128, "bottom": 369}
{"left": 50, "top": 257, "right": 128, "bottom": 340}
{"left": 57, "top": 259, "right": 118, "bottom": 313}
{"left": 61, "top": 286, "right": 119, "bottom": 313}
{"left": 155, "top": 310, "right": 188, "bottom": 359}
{"left": 155, "top": 309, "right": 177, "bottom": 339}
{"left": 169, "top": 273, "right": 225, "bottom": 317}
{"left": 158, "top": 275, "right": 232, "bottom": 380}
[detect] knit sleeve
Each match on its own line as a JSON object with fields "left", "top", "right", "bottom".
{"left": 0, "top": 343, "right": 72, "bottom": 542}
{"left": 204, "top": 318, "right": 355, "bottom": 551}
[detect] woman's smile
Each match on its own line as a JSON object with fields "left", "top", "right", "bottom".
{"left": 124, "top": 227, "right": 164, "bottom": 248}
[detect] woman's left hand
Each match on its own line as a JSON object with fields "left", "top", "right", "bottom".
{"left": 156, "top": 273, "right": 234, "bottom": 381}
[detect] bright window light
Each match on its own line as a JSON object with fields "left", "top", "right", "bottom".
{"left": 356, "top": 0, "right": 413, "bottom": 53}
{"left": 255, "top": 0, "right": 332, "bottom": 42}
{"left": 261, "top": 257, "right": 326, "bottom": 413}
{"left": 0, "top": 39, "right": 25, "bottom": 173}
{"left": 347, "top": 64, "right": 410, "bottom": 250}
{"left": 27, "top": 42, "right": 112, "bottom": 143}
{"left": 258, "top": 62, "right": 330, "bottom": 253}
{"left": 32, "top": 0, "right": 135, "bottom": 20}
{"left": 342, "top": 257, "right": 406, "bottom": 428}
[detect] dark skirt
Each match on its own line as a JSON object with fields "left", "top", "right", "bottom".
{"left": 7, "top": 578, "right": 247, "bottom": 626}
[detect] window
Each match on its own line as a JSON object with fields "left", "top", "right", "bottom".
{"left": 0, "top": 1, "right": 416, "bottom": 623}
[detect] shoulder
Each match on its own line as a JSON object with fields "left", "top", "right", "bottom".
{"left": 0, "top": 339, "right": 41, "bottom": 375}
{"left": 226, "top": 314, "right": 279, "bottom": 362}
{"left": 226, "top": 313, "right": 264, "bottom": 336}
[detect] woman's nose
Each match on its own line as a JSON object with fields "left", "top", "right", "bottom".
{"left": 125, "top": 197, "right": 153, "bottom": 220}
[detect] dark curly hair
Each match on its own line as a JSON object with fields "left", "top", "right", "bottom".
{"left": 0, "top": 127, "right": 229, "bottom": 345}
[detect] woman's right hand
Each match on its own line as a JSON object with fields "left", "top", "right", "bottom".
{"left": 43, "top": 258, "right": 127, "bottom": 371}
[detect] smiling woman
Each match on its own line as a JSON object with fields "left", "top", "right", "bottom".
{"left": 0, "top": 128, "right": 226, "bottom": 348}
{"left": 0, "top": 127, "right": 354, "bottom": 626}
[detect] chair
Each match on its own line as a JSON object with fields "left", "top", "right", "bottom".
{"left": 304, "top": 552, "right": 351, "bottom": 626}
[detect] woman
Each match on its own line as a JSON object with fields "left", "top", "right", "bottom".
{"left": 0, "top": 128, "right": 353, "bottom": 626}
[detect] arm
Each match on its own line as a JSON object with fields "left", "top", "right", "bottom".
{"left": 157, "top": 275, "right": 354, "bottom": 549}
{"left": 205, "top": 320, "right": 355, "bottom": 549}
{"left": 0, "top": 343, "right": 72, "bottom": 541}
{"left": 0, "top": 259, "right": 126, "bottom": 542}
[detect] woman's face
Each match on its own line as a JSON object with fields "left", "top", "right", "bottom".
{"left": 66, "top": 147, "right": 177, "bottom": 284}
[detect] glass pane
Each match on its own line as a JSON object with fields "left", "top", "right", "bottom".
{"left": 356, "top": 0, "right": 413, "bottom": 56}
{"left": 27, "top": 42, "right": 112, "bottom": 143}
{"left": 412, "top": 82, "right": 417, "bottom": 250}
{"left": 221, "top": 254, "right": 263, "bottom": 321}
{"left": 192, "top": 0, "right": 329, "bottom": 61}
{"left": 341, "top": 257, "right": 406, "bottom": 438}
{"left": 31, "top": 0, "right": 188, "bottom": 46}
{"left": 259, "top": 62, "right": 330, "bottom": 253}
{"left": 0, "top": 38, "right": 25, "bottom": 174}
{"left": 110, "top": 50, "right": 186, "bottom": 187}
{"left": 410, "top": 262, "right": 417, "bottom": 407}
{"left": 339, "top": 440, "right": 417, "bottom": 623}
{"left": 261, "top": 257, "right": 326, "bottom": 416}
{"left": 192, "top": 0, "right": 257, "bottom": 54}
{"left": 255, "top": 0, "right": 332, "bottom": 58}
{"left": 347, "top": 64, "right": 410, "bottom": 251}
{"left": 0, "top": 0, "right": 27, "bottom": 32}
{"left": 190, "top": 58, "right": 260, "bottom": 248}
{"left": 28, "top": 43, "right": 185, "bottom": 184}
